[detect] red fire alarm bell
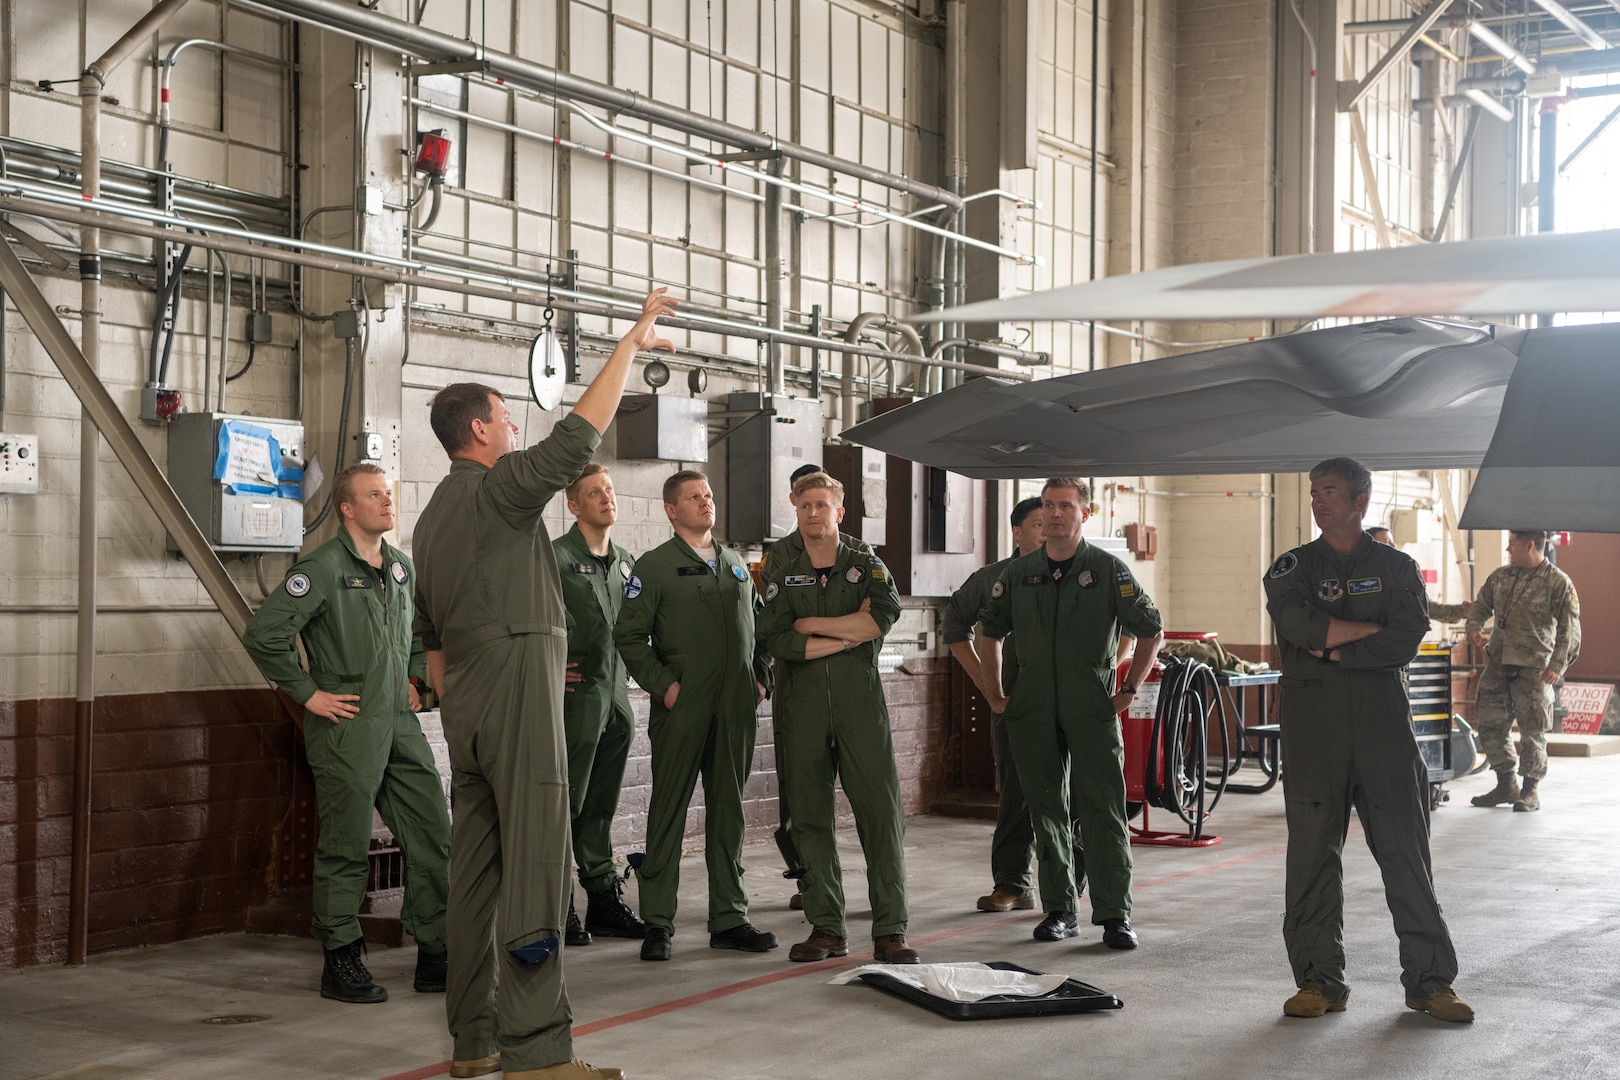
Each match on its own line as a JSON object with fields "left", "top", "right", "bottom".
{"left": 415, "top": 129, "right": 451, "bottom": 180}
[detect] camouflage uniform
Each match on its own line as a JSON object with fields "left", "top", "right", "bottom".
{"left": 1464, "top": 562, "right": 1581, "bottom": 782}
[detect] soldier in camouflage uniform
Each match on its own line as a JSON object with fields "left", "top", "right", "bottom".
{"left": 1464, "top": 530, "right": 1582, "bottom": 813}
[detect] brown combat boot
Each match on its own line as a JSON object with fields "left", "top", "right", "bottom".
{"left": 1406, "top": 986, "right": 1475, "bottom": 1023}
{"left": 1470, "top": 767, "right": 1520, "bottom": 807}
{"left": 873, "top": 933, "right": 921, "bottom": 964}
{"left": 976, "top": 886, "right": 1036, "bottom": 913}
{"left": 1513, "top": 777, "right": 1541, "bottom": 812}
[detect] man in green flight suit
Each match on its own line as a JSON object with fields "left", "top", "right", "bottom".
{"left": 1263, "top": 457, "right": 1471, "bottom": 1024}
{"left": 243, "top": 462, "right": 450, "bottom": 1004}
{"left": 614, "top": 469, "right": 776, "bottom": 962}
{"left": 979, "top": 478, "right": 1164, "bottom": 950}
{"left": 758, "top": 471, "right": 919, "bottom": 965}
{"left": 413, "top": 288, "right": 676, "bottom": 1080}
{"left": 758, "top": 461, "right": 874, "bottom": 907}
{"left": 553, "top": 462, "right": 646, "bottom": 944}
{"left": 947, "top": 496, "right": 1086, "bottom": 913}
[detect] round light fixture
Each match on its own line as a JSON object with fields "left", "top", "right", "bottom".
{"left": 642, "top": 359, "right": 671, "bottom": 391}
{"left": 687, "top": 367, "right": 708, "bottom": 395}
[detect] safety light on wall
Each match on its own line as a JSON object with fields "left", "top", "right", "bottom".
{"left": 414, "top": 129, "right": 452, "bottom": 180}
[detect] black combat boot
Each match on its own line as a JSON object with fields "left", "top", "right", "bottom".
{"left": 321, "top": 940, "right": 388, "bottom": 1004}
{"left": 565, "top": 895, "right": 593, "bottom": 947}
{"left": 414, "top": 948, "right": 447, "bottom": 993}
{"left": 585, "top": 879, "right": 648, "bottom": 939}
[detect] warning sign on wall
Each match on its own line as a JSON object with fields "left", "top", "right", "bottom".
{"left": 1559, "top": 683, "right": 1614, "bottom": 736}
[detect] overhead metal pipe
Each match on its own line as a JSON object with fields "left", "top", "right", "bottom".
{"left": 842, "top": 314, "right": 926, "bottom": 425}
{"left": 764, "top": 156, "right": 786, "bottom": 395}
{"left": 241, "top": 0, "right": 964, "bottom": 212}
{"left": 1529, "top": 0, "right": 1611, "bottom": 51}
{"left": 0, "top": 192, "right": 1025, "bottom": 382}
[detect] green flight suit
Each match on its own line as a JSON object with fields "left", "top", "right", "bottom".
{"left": 614, "top": 534, "right": 772, "bottom": 935}
{"left": 413, "top": 413, "right": 600, "bottom": 1072}
{"left": 1263, "top": 534, "right": 1459, "bottom": 1002}
{"left": 979, "top": 542, "right": 1162, "bottom": 921}
{"left": 757, "top": 543, "right": 909, "bottom": 938}
{"left": 759, "top": 529, "right": 872, "bottom": 872}
{"left": 944, "top": 558, "right": 1085, "bottom": 896}
{"left": 553, "top": 523, "right": 637, "bottom": 892}
{"left": 243, "top": 530, "right": 449, "bottom": 954}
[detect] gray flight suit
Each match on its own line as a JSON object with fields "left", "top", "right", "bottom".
{"left": 1263, "top": 534, "right": 1460, "bottom": 1002}
{"left": 413, "top": 412, "right": 600, "bottom": 1072}
{"left": 243, "top": 530, "right": 450, "bottom": 954}
{"left": 553, "top": 524, "right": 637, "bottom": 892}
{"left": 943, "top": 558, "right": 1085, "bottom": 897}
{"left": 757, "top": 543, "right": 908, "bottom": 938}
{"left": 613, "top": 535, "right": 772, "bottom": 935}
{"left": 760, "top": 529, "right": 871, "bottom": 872}
{"left": 1464, "top": 561, "right": 1581, "bottom": 782}
{"left": 979, "top": 542, "right": 1162, "bottom": 921}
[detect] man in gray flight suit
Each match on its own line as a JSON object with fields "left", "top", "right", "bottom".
{"left": 244, "top": 463, "right": 450, "bottom": 1004}
{"left": 614, "top": 470, "right": 776, "bottom": 962}
{"left": 979, "top": 478, "right": 1163, "bottom": 951}
{"left": 759, "top": 461, "right": 874, "bottom": 908}
{"left": 413, "top": 288, "right": 676, "bottom": 1080}
{"left": 946, "top": 496, "right": 1087, "bottom": 913}
{"left": 758, "top": 472, "right": 919, "bottom": 965}
{"left": 1465, "top": 529, "right": 1581, "bottom": 813}
{"left": 553, "top": 463, "right": 646, "bottom": 944}
{"left": 1263, "top": 457, "right": 1472, "bottom": 1024}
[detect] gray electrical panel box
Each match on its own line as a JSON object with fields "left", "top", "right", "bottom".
{"left": 725, "top": 392, "right": 824, "bottom": 544}
{"left": 615, "top": 394, "right": 709, "bottom": 462}
{"left": 166, "top": 411, "right": 306, "bottom": 553}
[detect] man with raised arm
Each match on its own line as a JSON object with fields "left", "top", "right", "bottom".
{"left": 413, "top": 289, "right": 676, "bottom": 1080}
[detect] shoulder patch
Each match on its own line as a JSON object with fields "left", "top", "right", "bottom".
{"left": 990, "top": 579, "right": 1004, "bottom": 599}
{"left": 1077, "top": 569, "right": 1098, "bottom": 588}
{"left": 620, "top": 559, "right": 633, "bottom": 579}
{"left": 624, "top": 574, "right": 643, "bottom": 600}
{"left": 1119, "top": 584, "right": 1136, "bottom": 598}
{"left": 846, "top": 565, "right": 865, "bottom": 584}
{"left": 1268, "top": 553, "right": 1298, "bottom": 579}
{"left": 1116, "top": 570, "right": 1132, "bottom": 583}
{"left": 765, "top": 581, "right": 780, "bottom": 601}
{"left": 391, "top": 561, "right": 408, "bottom": 584}
{"left": 285, "top": 572, "right": 312, "bottom": 597}
{"left": 732, "top": 564, "right": 747, "bottom": 582}
{"left": 869, "top": 558, "right": 888, "bottom": 581}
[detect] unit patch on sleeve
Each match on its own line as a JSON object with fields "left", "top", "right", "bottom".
{"left": 733, "top": 564, "right": 748, "bottom": 581}
{"left": 869, "top": 559, "right": 888, "bottom": 581}
{"left": 1077, "top": 569, "right": 1098, "bottom": 588}
{"left": 1268, "top": 553, "right": 1298, "bottom": 579}
{"left": 391, "top": 561, "right": 408, "bottom": 584}
{"left": 285, "top": 572, "right": 312, "bottom": 597}
{"left": 1317, "top": 579, "right": 1343, "bottom": 602}
{"left": 620, "top": 560, "right": 633, "bottom": 579}
{"left": 765, "top": 582, "right": 779, "bottom": 601}
{"left": 624, "top": 575, "right": 643, "bottom": 600}
{"left": 990, "top": 579, "right": 1004, "bottom": 599}
{"left": 846, "top": 565, "right": 865, "bottom": 584}
{"left": 1119, "top": 584, "right": 1136, "bottom": 598}
{"left": 1347, "top": 577, "right": 1382, "bottom": 595}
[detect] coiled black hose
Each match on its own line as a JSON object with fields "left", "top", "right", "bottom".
{"left": 1141, "top": 656, "right": 1231, "bottom": 841}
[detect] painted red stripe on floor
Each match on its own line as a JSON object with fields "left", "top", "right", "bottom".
{"left": 376, "top": 839, "right": 1299, "bottom": 1079}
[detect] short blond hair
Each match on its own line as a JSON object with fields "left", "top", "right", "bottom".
{"left": 332, "top": 462, "right": 386, "bottom": 519}
{"left": 790, "top": 471, "right": 844, "bottom": 505}
{"left": 567, "top": 462, "right": 610, "bottom": 503}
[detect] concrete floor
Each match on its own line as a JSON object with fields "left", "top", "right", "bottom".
{"left": 5, "top": 756, "right": 1620, "bottom": 1080}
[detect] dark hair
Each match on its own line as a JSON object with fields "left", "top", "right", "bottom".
{"left": 790, "top": 462, "right": 823, "bottom": 484}
{"left": 332, "top": 462, "right": 386, "bottom": 519}
{"left": 1309, "top": 457, "right": 1372, "bottom": 499}
{"left": 567, "top": 462, "right": 610, "bottom": 503}
{"left": 429, "top": 382, "right": 502, "bottom": 455}
{"left": 1367, "top": 526, "right": 1391, "bottom": 538}
{"left": 1042, "top": 477, "right": 1091, "bottom": 503}
{"left": 1010, "top": 496, "right": 1043, "bottom": 529}
{"left": 1510, "top": 529, "right": 1549, "bottom": 544}
{"left": 662, "top": 469, "right": 709, "bottom": 506}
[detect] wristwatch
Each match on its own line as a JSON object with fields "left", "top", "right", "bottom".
{"left": 1120, "top": 683, "right": 1138, "bottom": 695}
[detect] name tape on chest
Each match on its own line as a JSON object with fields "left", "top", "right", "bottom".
{"left": 785, "top": 574, "right": 817, "bottom": 587}
{"left": 677, "top": 565, "right": 709, "bottom": 577}
{"left": 571, "top": 562, "right": 597, "bottom": 575}
{"left": 343, "top": 575, "right": 371, "bottom": 590}
{"left": 1347, "top": 576, "right": 1382, "bottom": 595}
{"left": 1023, "top": 574, "right": 1049, "bottom": 586}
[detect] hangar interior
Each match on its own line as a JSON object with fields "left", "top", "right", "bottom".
{"left": 2, "top": 1, "right": 1619, "bottom": 1077}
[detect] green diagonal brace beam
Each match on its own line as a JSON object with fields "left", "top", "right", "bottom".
{"left": 0, "top": 238, "right": 254, "bottom": 638}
